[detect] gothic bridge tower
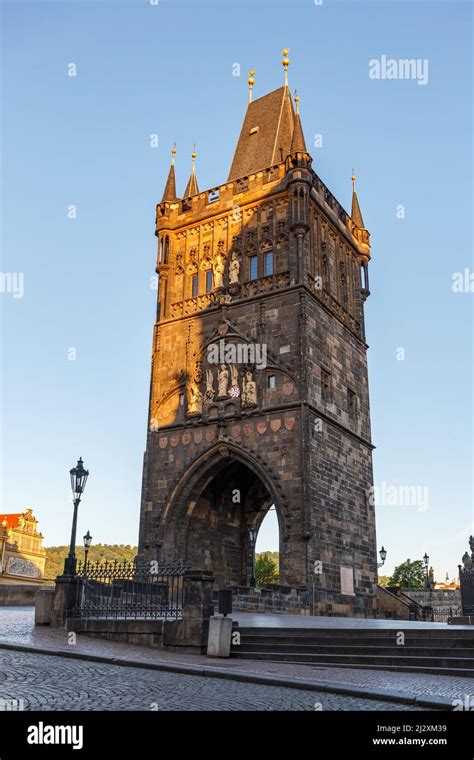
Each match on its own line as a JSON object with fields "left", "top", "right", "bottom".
{"left": 138, "top": 53, "right": 376, "bottom": 617}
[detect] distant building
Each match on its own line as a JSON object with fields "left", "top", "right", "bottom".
{"left": 0, "top": 509, "right": 47, "bottom": 584}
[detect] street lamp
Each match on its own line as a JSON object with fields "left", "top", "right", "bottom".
{"left": 248, "top": 524, "right": 258, "bottom": 588}
{"left": 377, "top": 546, "right": 387, "bottom": 569}
{"left": 63, "top": 457, "right": 89, "bottom": 576}
{"left": 83, "top": 530, "right": 92, "bottom": 567}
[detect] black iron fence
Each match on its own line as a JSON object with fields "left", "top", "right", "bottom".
{"left": 432, "top": 606, "right": 463, "bottom": 623}
{"left": 73, "top": 560, "right": 190, "bottom": 620}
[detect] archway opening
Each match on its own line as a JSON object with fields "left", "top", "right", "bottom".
{"left": 179, "top": 456, "right": 280, "bottom": 586}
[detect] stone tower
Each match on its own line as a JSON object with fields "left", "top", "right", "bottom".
{"left": 138, "top": 55, "right": 377, "bottom": 617}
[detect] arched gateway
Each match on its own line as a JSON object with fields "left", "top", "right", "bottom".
{"left": 159, "top": 443, "right": 283, "bottom": 586}
{"left": 138, "top": 60, "right": 378, "bottom": 617}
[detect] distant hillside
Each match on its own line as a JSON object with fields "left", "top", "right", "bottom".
{"left": 45, "top": 544, "right": 138, "bottom": 580}
{"left": 45, "top": 545, "right": 277, "bottom": 580}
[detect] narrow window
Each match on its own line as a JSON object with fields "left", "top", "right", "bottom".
{"left": 267, "top": 374, "right": 276, "bottom": 389}
{"left": 249, "top": 255, "right": 258, "bottom": 281}
{"left": 192, "top": 274, "right": 198, "bottom": 298}
{"left": 179, "top": 393, "right": 184, "bottom": 407}
{"left": 321, "top": 369, "right": 332, "bottom": 403}
{"left": 348, "top": 388, "right": 356, "bottom": 420}
{"left": 205, "top": 270, "right": 213, "bottom": 293}
{"left": 264, "top": 251, "right": 274, "bottom": 276}
{"left": 163, "top": 236, "right": 169, "bottom": 264}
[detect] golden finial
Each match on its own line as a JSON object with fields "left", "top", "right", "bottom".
{"left": 248, "top": 69, "right": 256, "bottom": 103}
{"left": 171, "top": 143, "right": 176, "bottom": 166}
{"left": 191, "top": 144, "right": 197, "bottom": 173}
{"left": 351, "top": 168, "right": 356, "bottom": 190}
{"left": 294, "top": 89, "right": 300, "bottom": 115}
{"left": 282, "top": 48, "right": 290, "bottom": 87}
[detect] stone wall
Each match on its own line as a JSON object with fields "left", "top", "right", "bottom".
{"left": 223, "top": 585, "right": 310, "bottom": 616}
{"left": 0, "top": 584, "right": 43, "bottom": 606}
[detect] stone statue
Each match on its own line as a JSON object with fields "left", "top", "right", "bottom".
{"left": 217, "top": 364, "right": 229, "bottom": 398}
{"left": 213, "top": 253, "right": 225, "bottom": 289}
{"left": 206, "top": 368, "right": 215, "bottom": 394}
{"left": 229, "top": 253, "right": 240, "bottom": 284}
{"left": 187, "top": 381, "right": 203, "bottom": 415}
{"left": 462, "top": 551, "right": 472, "bottom": 570}
{"left": 229, "top": 364, "right": 240, "bottom": 398}
{"left": 242, "top": 370, "right": 257, "bottom": 406}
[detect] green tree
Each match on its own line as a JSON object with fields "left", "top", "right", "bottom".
{"left": 389, "top": 559, "right": 426, "bottom": 589}
{"left": 255, "top": 552, "right": 279, "bottom": 587}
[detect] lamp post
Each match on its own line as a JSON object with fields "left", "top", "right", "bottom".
{"left": 423, "top": 552, "right": 430, "bottom": 589}
{"left": 63, "top": 457, "right": 89, "bottom": 576}
{"left": 377, "top": 546, "right": 387, "bottom": 569}
{"left": 83, "top": 530, "right": 92, "bottom": 568}
{"left": 248, "top": 525, "right": 258, "bottom": 588}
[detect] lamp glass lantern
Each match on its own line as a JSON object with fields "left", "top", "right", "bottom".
{"left": 70, "top": 457, "right": 89, "bottom": 502}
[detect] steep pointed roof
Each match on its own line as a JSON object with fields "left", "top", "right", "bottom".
{"left": 184, "top": 171, "right": 199, "bottom": 198}
{"left": 184, "top": 149, "right": 199, "bottom": 197}
{"left": 161, "top": 147, "right": 178, "bottom": 202}
{"left": 290, "top": 111, "right": 307, "bottom": 153}
{"left": 351, "top": 177, "right": 365, "bottom": 228}
{"left": 228, "top": 86, "right": 295, "bottom": 180}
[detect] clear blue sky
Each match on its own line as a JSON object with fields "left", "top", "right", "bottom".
{"left": 1, "top": 0, "right": 472, "bottom": 581}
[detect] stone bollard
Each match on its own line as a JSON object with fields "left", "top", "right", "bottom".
{"left": 163, "top": 569, "right": 214, "bottom": 652}
{"left": 207, "top": 616, "right": 233, "bottom": 657}
{"left": 35, "top": 587, "right": 55, "bottom": 625}
{"left": 50, "top": 575, "right": 82, "bottom": 628}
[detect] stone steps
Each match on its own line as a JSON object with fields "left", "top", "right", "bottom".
{"left": 230, "top": 626, "right": 474, "bottom": 676}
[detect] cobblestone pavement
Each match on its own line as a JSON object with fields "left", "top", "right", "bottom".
{"left": 0, "top": 649, "right": 427, "bottom": 711}
{"left": 1, "top": 608, "right": 472, "bottom": 706}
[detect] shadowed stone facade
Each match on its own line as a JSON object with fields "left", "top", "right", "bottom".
{"left": 138, "top": 74, "right": 377, "bottom": 617}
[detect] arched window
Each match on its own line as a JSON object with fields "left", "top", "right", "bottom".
{"left": 264, "top": 251, "right": 274, "bottom": 276}
{"left": 249, "top": 255, "right": 258, "bottom": 281}
{"left": 163, "top": 236, "right": 170, "bottom": 264}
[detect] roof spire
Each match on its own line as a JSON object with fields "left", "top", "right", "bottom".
{"left": 184, "top": 144, "right": 200, "bottom": 198}
{"left": 351, "top": 169, "right": 366, "bottom": 228}
{"left": 290, "top": 90, "right": 308, "bottom": 154}
{"left": 248, "top": 69, "right": 256, "bottom": 103}
{"left": 282, "top": 48, "right": 290, "bottom": 87}
{"left": 294, "top": 89, "right": 300, "bottom": 115}
{"left": 161, "top": 144, "right": 178, "bottom": 202}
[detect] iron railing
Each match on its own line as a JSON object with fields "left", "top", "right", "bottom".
{"left": 73, "top": 560, "right": 190, "bottom": 620}
{"left": 432, "top": 606, "right": 463, "bottom": 623}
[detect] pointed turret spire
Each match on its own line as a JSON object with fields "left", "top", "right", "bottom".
{"left": 351, "top": 170, "right": 365, "bottom": 228}
{"left": 161, "top": 144, "right": 178, "bottom": 202}
{"left": 184, "top": 145, "right": 200, "bottom": 198}
{"left": 282, "top": 48, "right": 290, "bottom": 87}
{"left": 248, "top": 69, "right": 256, "bottom": 103}
{"left": 290, "top": 90, "right": 307, "bottom": 153}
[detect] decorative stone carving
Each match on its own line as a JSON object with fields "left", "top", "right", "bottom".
{"left": 205, "top": 368, "right": 215, "bottom": 404}
{"left": 229, "top": 252, "right": 240, "bottom": 284}
{"left": 242, "top": 370, "right": 257, "bottom": 407}
{"left": 217, "top": 364, "right": 229, "bottom": 398}
{"left": 229, "top": 364, "right": 240, "bottom": 398}
{"left": 187, "top": 380, "right": 203, "bottom": 416}
{"left": 213, "top": 253, "right": 225, "bottom": 289}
